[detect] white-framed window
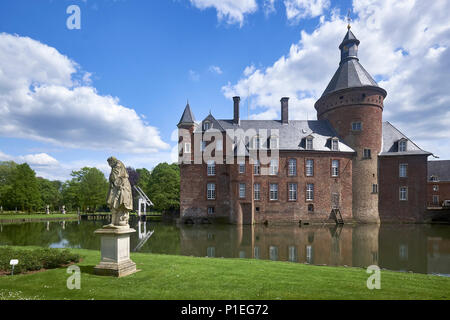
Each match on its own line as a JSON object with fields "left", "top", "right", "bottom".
{"left": 184, "top": 142, "right": 191, "bottom": 154}
{"left": 352, "top": 122, "right": 362, "bottom": 131}
{"left": 239, "top": 163, "right": 245, "bottom": 174}
{"left": 201, "top": 141, "right": 206, "bottom": 152}
{"left": 288, "top": 159, "right": 297, "bottom": 176}
{"left": 306, "top": 184, "right": 314, "bottom": 201}
{"left": 269, "top": 246, "right": 278, "bottom": 261}
{"left": 306, "top": 159, "right": 314, "bottom": 177}
{"left": 288, "top": 246, "right": 298, "bottom": 262}
{"left": 399, "top": 163, "right": 408, "bottom": 178}
{"left": 306, "top": 137, "right": 314, "bottom": 150}
{"left": 399, "top": 140, "right": 407, "bottom": 152}
{"left": 331, "top": 160, "right": 340, "bottom": 177}
{"left": 207, "top": 161, "right": 216, "bottom": 176}
{"left": 433, "top": 185, "right": 439, "bottom": 192}
{"left": 433, "top": 195, "right": 439, "bottom": 205}
{"left": 399, "top": 186, "right": 408, "bottom": 201}
{"left": 216, "top": 139, "right": 223, "bottom": 152}
{"left": 331, "top": 139, "right": 339, "bottom": 151}
{"left": 288, "top": 183, "right": 298, "bottom": 201}
{"left": 363, "top": 149, "right": 371, "bottom": 159}
{"left": 253, "top": 160, "right": 260, "bottom": 175}
{"left": 270, "top": 159, "right": 278, "bottom": 175}
{"left": 372, "top": 184, "right": 378, "bottom": 194}
{"left": 270, "top": 184, "right": 278, "bottom": 200}
{"left": 203, "top": 122, "right": 210, "bottom": 131}
{"left": 239, "top": 183, "right": 246, "bottom": 198}
{"left": 207, "top": 207, "right": 215, "bottom": 214}
{"left": 207, "top": 183, "right": 216, "bottom": 200}
{"left": 270, "top": 137, "right": 279, "bottom": 150}
{"left": 254, "top": 183, "right": 261, "bottom": 201}
{"left": 306, "top": 245, "right": 313, "bottom": 264}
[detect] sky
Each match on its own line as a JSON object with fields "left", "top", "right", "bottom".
{"left": 0, "top": 0, "right": 449, "bottom": 181}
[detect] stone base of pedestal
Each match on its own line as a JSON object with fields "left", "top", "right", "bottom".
{"left": 94, "top": 227, "right": 138, "bottom": 277}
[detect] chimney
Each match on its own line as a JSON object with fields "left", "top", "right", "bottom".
{"left": 233, "top": 96, "right": 240, "bottom": 124}
{"left": 281, "top": 97, "right": 289, "bottom": 124}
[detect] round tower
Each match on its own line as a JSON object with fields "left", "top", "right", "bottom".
{"left": 314, "top": 27, "right": 387, "bottom": 223}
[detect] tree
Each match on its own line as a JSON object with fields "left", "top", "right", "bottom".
{"left": 7, "top": 163, "right": 42, "bottom": 212}
{"left": 37, "top": 177, "right": 62, "bottom": 211}
{"left": 144, "top": 163, "right": 180, "bottom": 213}
{"left": 136, "top": 168, "right": 151, "bottom": 188}
{"left": 127, "top": 167, "right": 140, "bottom": 187}
{"left": 72, "top": 167, "right": 108, "bottom": 212}
{"left": 0, "top": 161, "right": 17, "bottom": 209}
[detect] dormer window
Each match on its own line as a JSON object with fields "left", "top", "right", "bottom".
{"left": 399, "top": 139, "right": 407, "bottom": 152}
{"left": 430, "top": 175, "right": 439, "bottom": 182}
{"left": 269, "top": 136, "right": 279, "bottom": 150}
{"left": 305, "top": 136, "right": 314, "bottom": 150}
{"left": 203, "top": 122, "right": 210, "bottom": 131}
{"left": 331, "top": 138, "right": 339, "bottom": 151}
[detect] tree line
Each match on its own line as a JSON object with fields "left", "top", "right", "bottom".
{"left": 0, "top": 161, "right": 180, "bottom": 214}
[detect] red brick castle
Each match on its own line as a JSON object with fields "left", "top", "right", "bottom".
{"left": 177, "top": 28, "right": 432, "bottom": 225}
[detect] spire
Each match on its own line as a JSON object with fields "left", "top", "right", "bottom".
{"left": 177, "top": 102, "right": 196, "bottom": 127}
{"left": 339, "top": 29, "right": 360, "bottom": 65}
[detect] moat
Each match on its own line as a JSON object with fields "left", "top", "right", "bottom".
{"left": 0, "top": 219, "right": 449, "bottom": 276}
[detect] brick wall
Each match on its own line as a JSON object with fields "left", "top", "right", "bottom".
{"left": 427, "top": 181, "right": 450, "bottom": 206}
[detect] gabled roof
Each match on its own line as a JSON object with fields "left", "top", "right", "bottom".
{"left": 200, "top": 113, "right": 225, "bottom": 132}
{"left": 177, "top": 103, "right": 196, "bottom": 127}
{"left": 428, "top": 161, "right": 450, "bottom": 182}
{"left": 380, "top": 121, "right": 432, "bottom": 157}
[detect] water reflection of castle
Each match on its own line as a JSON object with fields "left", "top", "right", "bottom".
{"left": 178, "top": 224, "right": 450, "bottom": 275}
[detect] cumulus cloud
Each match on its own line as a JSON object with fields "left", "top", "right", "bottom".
{"left": 209, "top": 65, "right": 223, "bottom": 75}
{"left": 284, "top": 0, "right": 330, "bottom": 22}
{"left": 222, "top": 0, "right": 450, "bottom": 159}
{"left": 0, "top": 33, "right": 169, "bottom": 154}
{"left": 189, "top": 0, "right": 258, "bottom": 26}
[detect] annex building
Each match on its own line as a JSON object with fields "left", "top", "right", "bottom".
{"left": 177, "top": 27, "right": 433, "bottom": 225}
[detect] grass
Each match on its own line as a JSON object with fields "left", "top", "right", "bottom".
{"left": 0, "top": 213, "right": 79, "bottom": 221}
{"left": 0, "top": 246, "right": 449, "bottom": 300}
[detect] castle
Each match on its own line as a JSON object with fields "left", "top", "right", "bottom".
{"left": 177, "top": 27, "right": 432, "bottom": 225}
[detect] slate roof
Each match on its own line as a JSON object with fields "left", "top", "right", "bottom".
{"left": 196, "top": 117, "right": 355, "bottom": 153}
{"left": 380, "top": 121, "right": 432, "bottom": 157}
{"left": 177, "top": 103, "right": 196, "bottom": 126}
{"left": 428, "top": 161, "right": 450, "bottom": 181}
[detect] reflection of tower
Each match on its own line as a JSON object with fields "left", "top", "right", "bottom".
{"left": 46, "top": 221, "right": 50, "bottom": 231}
{"left": 352, "top": 224, "right": 380, "bottom": 268}
{"left": 61, "top": 221, "right": 65, "bottom": 230}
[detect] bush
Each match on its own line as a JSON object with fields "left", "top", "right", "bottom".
{"left": 0, "top": 247, "right": 80, "bottom": 275}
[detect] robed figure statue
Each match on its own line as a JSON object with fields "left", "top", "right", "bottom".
{"left": 106, "top": 157, "right": 133, "bottom": 228}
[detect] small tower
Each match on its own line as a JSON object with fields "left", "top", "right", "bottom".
{"left": 178, "top": 101, "right": 196, "bottom": 163}
{"left": 314, "top": 27, "right": 387, "bottom": 223}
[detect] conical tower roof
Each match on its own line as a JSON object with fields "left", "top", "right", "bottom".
{"left": 177, "top": 102, "right": 196, "bottom": 127}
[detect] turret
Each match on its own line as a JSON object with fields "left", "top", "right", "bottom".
{"left": 314, "top": 27, "right": 387, "bottom": 223}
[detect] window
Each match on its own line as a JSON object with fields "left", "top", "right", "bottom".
{"left": 306, "top": 138, "right": 314, "bottom": 150}
{"left": 269, "top": 246, "right": 278, "bottom": 261}
{"left": 352, "top": 122, "right": 362, "bottom": 131}
{"left": 288, "top": 183, "right": 298, "bottom": 201}
{"left": 400, "top": 187, "right": 408, "bottom": 201}
{"left": 332, "top": 139, "right": 339, "bottom": 151}
{"left": 203, "top": 122, "right": 210, "bottom": 131}
{"left": 363, "top": 149, "right": 371, "bottom": 159}
{"left": 254, "top": 183, "right": 261, "bottom": 201}
{"left": 184, "top": 142, "right": 191, "bottom": 153}
{"left": 399, "top": 140, "right": 407, "bottom": 152}
{"left": 431, "top": 176, "right": 439, "bottom": 182}
{"left": 288, "top": 159, "right": 297, "bottom": 176}
{"left": 270, "top": 159, "right": 279, "bottom": 175}
{"left": 216, "top": 139, "right": 223, "bottom": 152}
{"left": 253, "top": 160, "right": 261, "bottom": 175}
{"left": 433, "top": 195, "right": 439, "bottom": 205}
{"left": 308, "top": 204, "right": 314, "bottom": 213}
{"left": 306, "top": 184, "right": 314, "bottom": 201}
{"left": 270, "top": 184, "right": 278, "bottom": 200}
{"left": 207, "top": 161, "right": 216, "bottom": 176}
{"left": 306, "top": 159, "right": 314, "bottom": 177}
{"left": 433, "top": 185, "right": 439, "bottom": 192}
{"left": 239, "top": 163, "right": 245, "bottom": 174}
{"left": 288, "top": 246, "right": 298, "bottom": 262}
{"left": 207, "top": 207, "right": 215, "bottom": 214}
{"left": 252, "top": 136, "right": 260, "bottom": 150}
{"left": 372, "top": 184, "right": 378, "bottom": 194}
{"left": 207, "top": 247, "right": 215, "bottom": 257}
{"left": 239, "top": 183, "right": 246, "bottom": 198}
{"left": 201, "top": 141, "right": 206, "bottom": 152}
{"left": 399, "top": 164, "right": 408, "bottom": 178}
{"left": 254, "top": 246, "right": 260, "bottom": 259}
{"left": 306, "top": 245, "right": 313, "bottom": 264}
{"left": 269, "top": 137, "right": 279, "bottom": 150}
{"left": 207, "top": 183, "right": 216, "bottom": 200}
{"left": 331, "top": 160, "right": 340, "bottom": 177}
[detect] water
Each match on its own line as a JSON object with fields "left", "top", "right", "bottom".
{"left": 0, "top": 219, "right": 449, "bottom": 276}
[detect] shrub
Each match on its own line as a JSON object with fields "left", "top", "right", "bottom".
{"left": 0, "top": 247, "right": 80, "bottom": 275}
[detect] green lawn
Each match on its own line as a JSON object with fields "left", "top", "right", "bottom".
{"left": 0, "top": 214, "right": 79, "bottom": 221}
{"left": 0, "top": 246, "right": 449, "bottom": 300}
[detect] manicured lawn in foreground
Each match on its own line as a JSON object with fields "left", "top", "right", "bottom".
{"left": 0, "top": 246, "right": 449, "bottom": 300}
{"left": 0, "top": 214, "right": 79, "bottom": 221}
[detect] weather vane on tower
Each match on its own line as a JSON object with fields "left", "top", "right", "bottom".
{"left": 347, "top": 9, "right": 352, "bottom": 30}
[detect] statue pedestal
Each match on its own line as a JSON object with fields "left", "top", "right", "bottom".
{"left": 94, "top": 227, "right": 137, "bottom": 277}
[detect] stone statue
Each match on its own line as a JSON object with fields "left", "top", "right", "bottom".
{"left": 46, "top": 205, "right": 50, "bottom": 215}
{"left": 106, "top": 157, "right": 133, "bottom": 229}
{"left": 61, "top": 205, "right": 66, "bottom": 215}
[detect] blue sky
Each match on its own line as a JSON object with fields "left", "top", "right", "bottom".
{"left": 0, "top": 0, "right": 448, "bottom": 180}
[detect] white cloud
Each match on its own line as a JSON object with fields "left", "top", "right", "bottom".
{"left": 284, "top": 0, "right": 330, "bottom": 22}
{"left": 222, "top": 0, "right": 450, "bottom": 159}
{"left": 190, "top": 0, "right": 258, "bottom": 26}
{"left": 17, "top": 153, "right": 59, "bottom": 166}
{"left": 209, "top": 65, "right": 223, "bottom": 75}
{"left": 189, "top": 69, "right": 200, "bottom": 81}
{"left": 263, "top": 0, "right": 276, "bottom": 16}
{"left": 0, "top": 33, "right": 169, "bottom": 154}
